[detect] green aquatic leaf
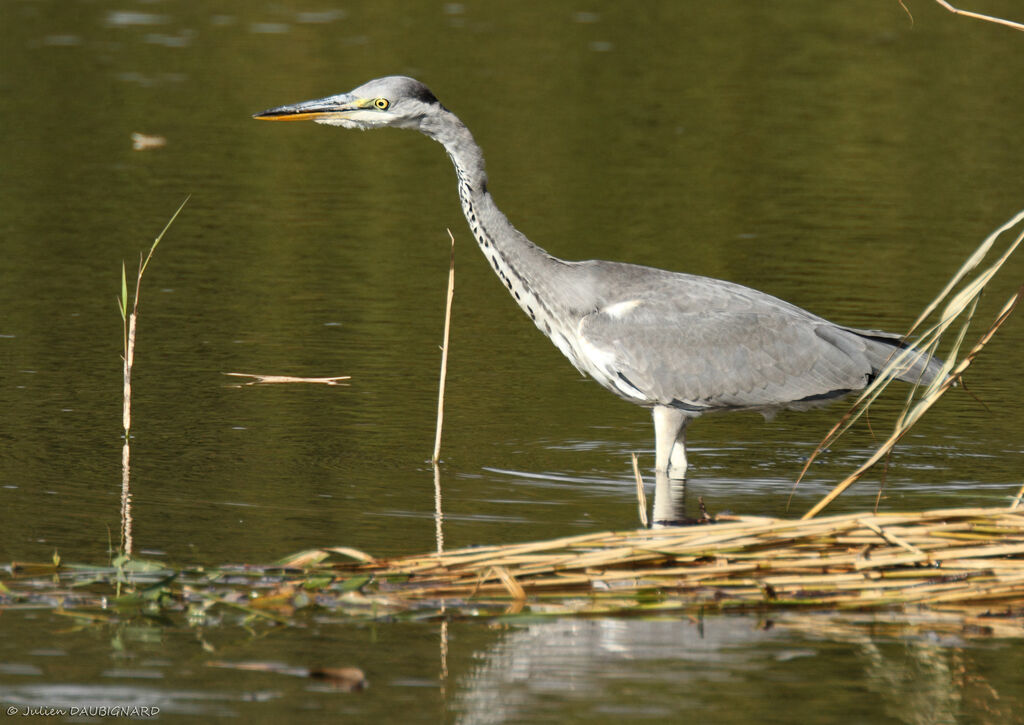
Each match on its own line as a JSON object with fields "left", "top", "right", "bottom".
{"left": 303, "top": 576, "right": 334, "bottom": 590}
{"left": 334, "top": 575, "right": 372, "bottom": 593}
{"left": 119, "top": 261, "right": 128, "bottom": 320}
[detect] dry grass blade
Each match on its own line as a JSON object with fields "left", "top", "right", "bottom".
{"left": 908, "top": 208, "right": 1024, "bottom": 333}
{"left": 325, "top": 546, "right": 376, "bottom": 563}
{"left": 859, "top": 519, "right": 926, "bottom": 556}
{"left": 276, "top": 547, "right": 375, "bottom": 567}
{"left": 489, "top": 566, "right": 527, "bottom": 601}
{"left": 798, "top": 212, "right": 1024, "bottom": 481}
{"left": 803, "top": 287, "right": 1022, "bottom": 520}
{"left": 224, "top": 373, "right": 351, "bottom": 386}
{"left": 796, "top": 210, "right": 1024, "bottom": 517}
{"left": 932, "top": 0, "right": 1024, "bottom": 33}
{"left": 276, "top": 550, "right": 331, "bottom": 568}
{"left": 131, "top": 132, "right": 166, "bottom": 151}
{"left": 1012, "top": 484, "right": 1024, "bottom": 511}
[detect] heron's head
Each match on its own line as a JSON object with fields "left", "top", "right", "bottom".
{"left": 253, "top": 76, "right": 441, "bottom": 131}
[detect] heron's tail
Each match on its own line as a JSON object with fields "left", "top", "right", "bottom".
{"left": 846, "top": 327, "right": 945, "bottom": 385}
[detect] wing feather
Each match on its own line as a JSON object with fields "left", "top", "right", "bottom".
{"left": 574, "top": 265, "right": 878, "bottom": 410}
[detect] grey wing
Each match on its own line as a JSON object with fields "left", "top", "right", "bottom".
{"left": 576, "top": 292, "right": 877, "bottom": 411}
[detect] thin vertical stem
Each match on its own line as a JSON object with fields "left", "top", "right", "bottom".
{"left": 118, "top": 197, "right": 188, "bottom": 557}
{"left": 432, "top": 230, "right": 456, "bottom": 464}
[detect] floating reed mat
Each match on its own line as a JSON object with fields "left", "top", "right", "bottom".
{"left": 4, "top": 507, "right": 1023, "bottom": 629}
{"left": 294, "top": 506, "right": 1024, "bottom": 616}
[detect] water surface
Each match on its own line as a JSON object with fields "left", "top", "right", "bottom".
{"left": 2, "top": 1, "right": 1023, "bottom": 721}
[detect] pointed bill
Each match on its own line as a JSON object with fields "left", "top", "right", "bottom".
{"left": 254, "top": 93, "right": 368, "bottom": 122}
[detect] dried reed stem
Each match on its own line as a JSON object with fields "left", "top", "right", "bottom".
{"left": 803, "top": 287, "right": 1022, "bottom": 520}
{"left": 432, "top": 230, "right": 456, "bottom": 464}
{"left": 932, "top": 0, "right": 1024, "bottom": 33}
{"left": 307, "top": 506, "right": 1024, "bottom": 613}
{"left": 224, "top": 373, "right": 350, "bottom": 386}
{"left": 123, "top": 304, "right": 136, "bottom": 434}
{"left": 120, "top": 197, "right": 189, "bottom": 437}
{"left": 797, "top": 209, "right": 1024, "bottom": 518}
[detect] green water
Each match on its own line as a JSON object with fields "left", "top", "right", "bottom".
{"left": 2, "top": 1, "right": 1023, "bottom": 721}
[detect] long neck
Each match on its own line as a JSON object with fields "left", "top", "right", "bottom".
{"left": 420, "top": 109, "right": 585, "bottom": 350}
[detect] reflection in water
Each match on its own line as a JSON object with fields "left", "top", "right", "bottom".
{"left": 120, "top": 440, "right": 134, "bottom": 556}
{"left": 651, "top": 471, "right": 687, "bottom": 526}
{"left": 783, "top": 618, "right": 1020, "bottom": 725}
{"left": 450, "top": 617, "right": 1019, "bottom": 724}
{"left": 434, "top": 463, "right": 450, "bottom": 696}
{"left": 434, "top": 463, "right": 446, "bottom": 554}
{"left": 452, "top": 618, "right": 776, "bottom": 723}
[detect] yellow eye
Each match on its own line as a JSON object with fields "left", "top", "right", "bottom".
{"left": 374, "top": 98, "right": 390, "bottom": 110}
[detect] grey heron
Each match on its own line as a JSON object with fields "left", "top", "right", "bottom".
{"left": 255, "top": 76, "right": 941, "bottom": 479}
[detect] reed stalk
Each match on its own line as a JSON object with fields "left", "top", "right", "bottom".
{"left": 799, "top": 210, "right": 1024, "bottom": 518}
{"left": 117, "top": 197, "right": 188, "bottom": 556}
{"left": 118, "top": 197, "right": 189, "bottom": 439}
{"left": 432, "top": 230, "right": 456, "bottom": 464}
{"left": 268, "top": 506, "right": 1024, "bottom": 615}
{"left": 931, "top": 1, "right": 1024, "bottom": 33}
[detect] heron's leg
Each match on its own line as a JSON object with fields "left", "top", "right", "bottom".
{"left": 668, "top": 429, "right": 688, "bottom": 479}
{"left": 652, "top": 406, "right": 689, "bottom": 478}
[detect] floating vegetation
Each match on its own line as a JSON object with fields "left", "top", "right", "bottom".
{"left": 130, "top": 132, "right": 167, "bottom": 150}
{"left": 206, "top": 661, "right": 367, "bottom": 692}
{"left": 3, "top": 506, "right": 1023, "bottom": 636}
